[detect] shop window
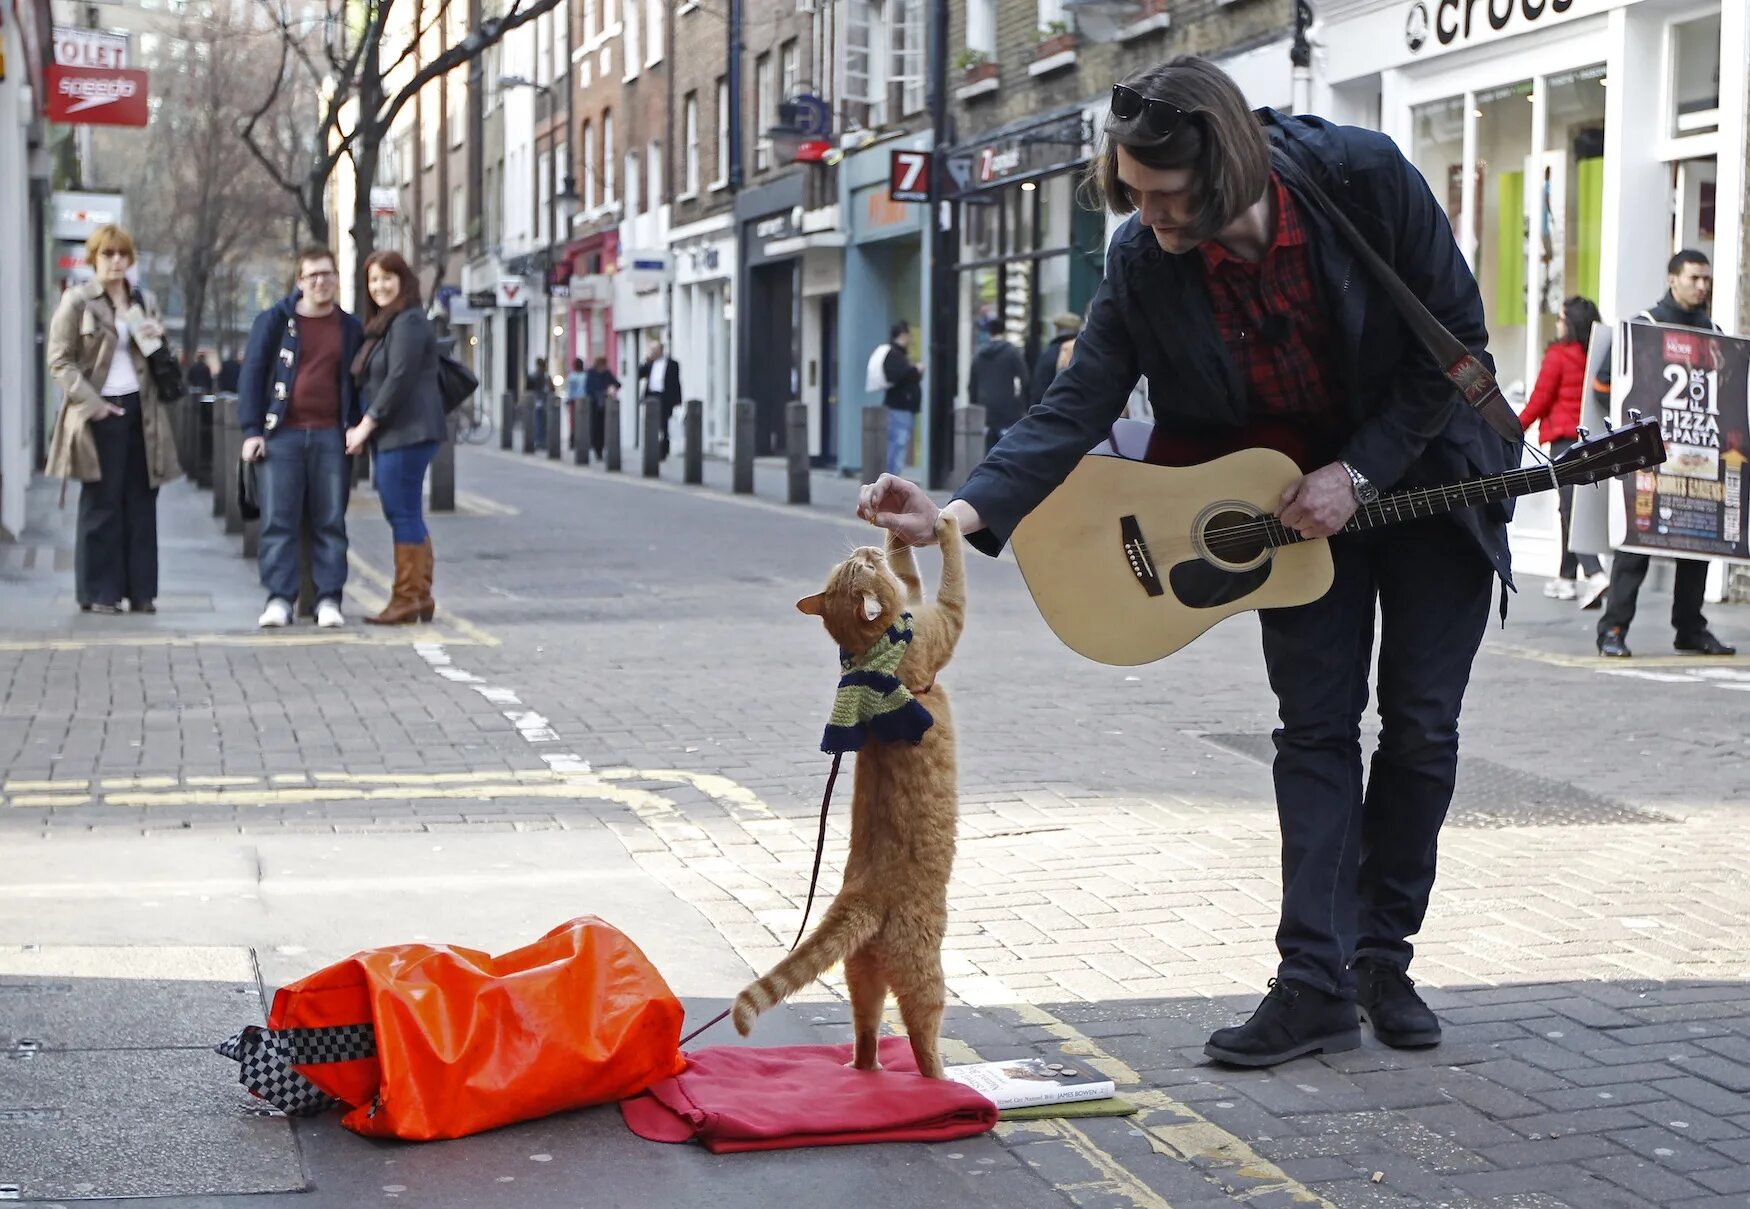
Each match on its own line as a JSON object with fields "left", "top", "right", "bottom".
{"left": 1669, "top": 15, "right": 1721, "bottom": 138}
{"left": 1474, "top": 79, "right": 1533, "bottom": 394}
{"left": 1410, "top": 96, "right": 1464, "bottom": 238}
{"left": 1537, "top": 65, "right": 1606, "bottom": 346}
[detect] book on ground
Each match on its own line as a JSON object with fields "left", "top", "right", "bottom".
{"left": 942, "top": 1057, "right": 1116, "bottom": 1110}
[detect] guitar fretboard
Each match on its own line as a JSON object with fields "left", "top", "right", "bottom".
{"left": 1261, "top": 465, "right": 1563, "bottom": 548}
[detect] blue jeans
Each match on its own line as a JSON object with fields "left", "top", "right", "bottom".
{"left": 885, "top": 408, "right": 916, "bottom": 476}
{"left": 374, "top": 441, "right": 439, "bottom": 544}
{"left": 259, "top": 426, "right": 349, "bottom": 603}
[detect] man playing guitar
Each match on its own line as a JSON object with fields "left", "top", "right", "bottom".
{"left": 859, "top": 56, "right": 1519, "bottom": 1067}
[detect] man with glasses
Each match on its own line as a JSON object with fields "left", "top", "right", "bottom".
{"left": 238, "top": 247, "right": 365, "bottom": 629}
{"left": 860, "top": 57, "right": 1518, "bottom": 1067}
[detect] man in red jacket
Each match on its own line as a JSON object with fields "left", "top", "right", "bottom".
{"left": 1521, "top": 296, "right": 1607, "bottom": 606}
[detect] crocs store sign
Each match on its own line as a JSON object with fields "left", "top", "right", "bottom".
{"left": 1404, "top": 0, "right": 1594, "bottom": 55}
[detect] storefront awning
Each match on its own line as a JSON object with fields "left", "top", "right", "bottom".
{"left": 945, "top": 106, "right": 1094, "bottom": 199}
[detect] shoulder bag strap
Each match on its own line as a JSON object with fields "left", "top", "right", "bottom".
{"left": 1281, "top": 152, "right": 1524, "bottom": 447}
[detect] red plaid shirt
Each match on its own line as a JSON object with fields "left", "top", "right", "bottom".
{"left": 1198, "top": 173, "right": 1342, "bottom": 446}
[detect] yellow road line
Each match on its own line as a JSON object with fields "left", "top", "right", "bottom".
{"left": 1488, "top": 641, "right": 1746, "bottom": 670}
{"left": 4, "top": 779, "right": 90, "bottom": 792}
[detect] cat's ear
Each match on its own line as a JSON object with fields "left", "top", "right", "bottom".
{"left": 862, "top": 594, "right": 883, "bottom": 621}
{"left": 796, "top": 593, "right": 826, "bottom": 616}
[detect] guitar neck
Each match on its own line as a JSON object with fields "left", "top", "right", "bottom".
{"left": 1266, "top": 465, "right": 1561, "bottom": 547}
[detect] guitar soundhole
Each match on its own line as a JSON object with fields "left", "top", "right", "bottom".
{"left": 1197, "top": 508, "right": 1270, "bottom": 570}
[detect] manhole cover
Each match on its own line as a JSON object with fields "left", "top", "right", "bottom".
{"left": 1198, "top": 733, "right": 1674, "bottom": 827}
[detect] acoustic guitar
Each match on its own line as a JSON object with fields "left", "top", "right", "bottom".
{"left": 1010, "top": 415, "right": 1667, "bottom": 666}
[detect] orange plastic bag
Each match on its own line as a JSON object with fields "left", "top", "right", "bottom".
{"left": 251, "top": 917, "right": 686, "bottom": 1141}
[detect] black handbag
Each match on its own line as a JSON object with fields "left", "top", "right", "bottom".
{"left": 438, "top": 355, "right": 478, "bottom": 414}
{"left": 147, "top": 347, "right": 184, "bottom": 401}
{"left": 238, "top": 457, "right": 260, "bottom": 522}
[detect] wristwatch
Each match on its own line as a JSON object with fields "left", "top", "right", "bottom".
{"left": 1341, "top": 461, "right": 1379, "bottom": 504}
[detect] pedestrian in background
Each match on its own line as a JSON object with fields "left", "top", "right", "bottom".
{"left": 46, "top": 222, "right": 182, "bottom": 615}
{"left": 564, "top": 357, "right": 589, "bottom": 451}
{"left": 967, "top": 315, "right": 1029, "bottom": 451}
{"left": 882, "top": 321, "right": 923, "bottom": 475}
{"left": 584, "top": 355, "right": 619, "bottom": 461}
{"left": 527, "top": 357, "right": 550, "bottom": 447}
{"left": 637, "top": 338, "right": 683, "bottom": 460}
{"left": 238, "top": 245, "right": 363, "bottom": 630}
{"left": 1520, "top": 295, "right": 1607, "bottom": 606}
{"left": 1029, "top": 312, "right": 1082, "bottom": 413}
{"left": 217, "top": 351, "right": 242, "bottom": 394}
{"left": 186, "top": 350, "right": 214, "bottom": 394}
{"left": 348, "top": 250, "right": 448, "bottom": 625}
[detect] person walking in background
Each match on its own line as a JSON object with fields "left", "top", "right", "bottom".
{"left": 882, "top": 321, "right": 923, "bottom": 475}
{"left": 1029, "top": 312, "right": 1082, "bottom": 413}
{"left": 347, "top": 251, "right": 449, "bottom": 625}
{"left": 46, "top": 223, "right": 183, "bottom": 615}
{"left": 238, "top": 245, "right": 363, "bottom": 630}
{"left": 1595, "top": 251, "right": 1737, "bottom": 658}
{"left": 1520, "top": 296, "right": 1608, "bottom": 607}
{"left": 527, "top": 357, "right": 550, "bottom": 447}
{"left": 186, "top": 350, "right": 214, "bottom": 394}
{"left": 583, "top": 355, "right": 619, "bottom": 461}
{"left": 637, "top": 338, "right": 683, "bottom": 460}
{"left": 968, "top": 316, "right": 1029, "bottom": 451}
{"left": 564, "top": 357, "right": 589, "bottom": 451}
{"left": 217, "top": 351, "right": 242, "bottom": 394}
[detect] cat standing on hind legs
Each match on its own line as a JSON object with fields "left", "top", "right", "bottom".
{"left": 731, "top": 514, "right": 967, "bottom": 1078}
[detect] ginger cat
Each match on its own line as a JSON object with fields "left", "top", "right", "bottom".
{"left": 732, "top": 514, "right": 966, "bottom": 1078}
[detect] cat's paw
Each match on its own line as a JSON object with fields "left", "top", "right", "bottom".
{"left": 847, "top": 1058, "right": 883, "bottom": 1072}
{"left": 933, "top": 511, "right": 960, "bottom": 542}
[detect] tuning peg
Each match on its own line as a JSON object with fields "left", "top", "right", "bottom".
{"left": 1626, "top": 408, "right": 1642, "bottom": 422}
{"left": 1575, "top": 425, "right": 1590, "bottom": 440}
{"left": 1602, "top": 416, "right": 1614, "bottom": 431}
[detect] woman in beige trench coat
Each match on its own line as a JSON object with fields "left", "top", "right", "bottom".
{"left": 46, "top": 224, "right": 183, "bottom": 613}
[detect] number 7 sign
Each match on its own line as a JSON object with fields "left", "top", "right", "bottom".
{"left": 889, "top": 149, "right": 932, "bottom": 203}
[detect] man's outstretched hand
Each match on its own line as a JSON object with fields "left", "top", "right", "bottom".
{"left": 857, "top": 474, "right": 942, "bottom": 546}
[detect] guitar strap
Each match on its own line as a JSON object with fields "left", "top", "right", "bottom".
{"left": 1278, "top": 150, "right": 1526, "bottom": 449}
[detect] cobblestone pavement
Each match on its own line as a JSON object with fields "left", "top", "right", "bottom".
{"left": 3, "top": 443, "right": 1749, "bottom": 1208}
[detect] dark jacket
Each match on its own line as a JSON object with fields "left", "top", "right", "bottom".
{"left": 583, "top": 366, "right": 620, "bottom": 399}
{"left": 217, "top": 358, "right": 242, "bottom": 393}
{"left": 968, "top": 338, "right": 1029, "bottom": 429}
{"left": 187, "top": 359, "right": 214, "bottom": 392}
{"left": 637, "top": 357, "right": 682, "bottom": 408}
{"left": 358, "top": 307, "right": 449, "bottom": 451}
{"left": 883, "top": 345, "right": 922, "bottom": 413}
{"left": 237, "top": 292, "right": 364, "bottom": 438}
{"left": 1029, "top": 333, "right": 1076, "bottom": 411}
{"left": 955, "top": 109, "right": 1517, "bottom": 588}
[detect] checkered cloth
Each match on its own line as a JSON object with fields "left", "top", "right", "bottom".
{"left": 215, "top": 1023, "right": 377, "bottom": 1116}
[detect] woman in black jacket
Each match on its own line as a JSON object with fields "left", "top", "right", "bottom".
{"left": 347, "top": 250, "right": 449, "bottom": 624}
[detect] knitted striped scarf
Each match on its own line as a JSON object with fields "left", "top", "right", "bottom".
{"left": 821, "top": 612, "right": 934, "bottom": 754}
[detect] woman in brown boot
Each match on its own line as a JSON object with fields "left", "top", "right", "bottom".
{"left": 347, "top": 251, "right": 448, "bottom": 624}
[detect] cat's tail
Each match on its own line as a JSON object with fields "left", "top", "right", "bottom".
{"left": 732, "top": 897, "right": 881, "bottom": 1035}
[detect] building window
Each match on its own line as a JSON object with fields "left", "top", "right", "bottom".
{"left": 967, "top": 0, "right": 995, "bottom": 54}
{"left": 1035, "top": 0, "right": 1064, "bottom": 32}
{"left": 646, "top": 138, "right": 661, "bottom": 212}
{"left": 1669, "top": 14, "right": 1721, "bottom": 138}
{"left": 891, "top": 0, "right": 924, "bottom": 116}
{"left": 538, "top": 151, "right": 552, "bottom": 244}
{"left": 583, "top": 0, "right": 596, "bottom": 37}
{"left": 582, "top": 119, "right": 596, "bottom": 209}
{"left": 646, "top": 0, "right": 663, "bottom": 65}
{"left": 754, "top": 52, "right": 773, "bottom": 172}
{"left": 624, "top": 0, "right": 640, "bottom": 76}
{"left": 603, "top": 109, "right": 616, "bottom": 203}
{"left": 449, "top": 94, "right": 464, "bottom": 149}
{"left": 780, "top": 38, "right": 798, "bottom": 103}
{"left": 450, "top": 185, "right": 465, "bottom": 246}
{"left": 423, "top": 202, "right": 437, "bottom": 247}
{"left": 682, "top": 93, "right": 699, "bottom": 197}
{"left": 626, "top": 150, "right": 640, "bottom": 214}
{"left": 712, "top": 77, "right": 728, "bottom": 188}
{"left": 422, "top": 108, "right": 436, "bottom": 167}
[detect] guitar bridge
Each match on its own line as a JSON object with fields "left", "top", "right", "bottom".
{"left": 1120, "top": 515, "right": 1164, "bottom": 597}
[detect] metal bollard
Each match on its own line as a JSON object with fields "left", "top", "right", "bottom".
{"left": 683, "top": 399, "right": 703, "bottom": 485}
{"left": 574, "top": 395, "right": 594, "bottom": 466}
{"left": 222, "top": 412, "right": 245, "bottom": 536}
{"left": 196, "top": 395, "right": 217, "bottom": 488}
{"left": 212, "top": 400, "right": 228, "bottom": 516}
{"left": 547, "top": 396, "right": 563, "bottom": 460}
{"left": 430, "top": 431, "right": 456, "bottom": 513}
{"left": 950, "top": 404, "right": 986, "bottom": 493}
{"left": 860, "top": 406, "right": 888, "bottom": 486}
{"left": 732, "top": 399, "right": 755, "bottom": 494}
{"left": 500, "top": 391, "right": 514, "bottom": 450}
{"left": 785, "top": 400, "right": 810, "bottom": 505}
{"left": 641, "top": 394, "right": 662, "bottom": 478}
{"left": 605, "top": 396, "right": 622, "bottom": 471}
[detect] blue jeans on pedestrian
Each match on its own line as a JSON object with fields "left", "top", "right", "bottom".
{"left": 885, "top": 408, "right": 916, "bottom": 476}
{"left": 374, "top": 440, "right": 439, "bottom": 544}
{"left": 258, "top": 425, "right": 349, "bottom": 604}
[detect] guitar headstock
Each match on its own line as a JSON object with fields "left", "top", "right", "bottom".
{"left": 1551, "top": 416, "right": 1668, "bottom": 486}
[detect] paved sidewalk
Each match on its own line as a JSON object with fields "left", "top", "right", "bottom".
{"left": 3, "top": 443, "right": 1749, "bottom": 1208}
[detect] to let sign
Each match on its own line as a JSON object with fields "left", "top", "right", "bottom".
{"left": 53, "top": 26, "right": 129, "bottom": 69}
{"left": 45, "top": 65, "right": 149, "bottom": 127}
{"left": 889, "top": 149, "right": 931, "bottom": 204}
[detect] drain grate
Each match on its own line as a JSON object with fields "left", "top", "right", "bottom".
{"left": 1199, "top": 733, "right": 1675, "bottom": 828}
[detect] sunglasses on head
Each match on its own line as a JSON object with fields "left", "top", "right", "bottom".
{"left": 1109, "top": 84, "right": 1188, "bottom": 140}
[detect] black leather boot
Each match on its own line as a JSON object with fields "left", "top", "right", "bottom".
{"left": 1204, "top": 979, "right": 1360, "bottom": 1067}
{"left": 1355, "top": 958, "right": 1442, "bottom": 1048}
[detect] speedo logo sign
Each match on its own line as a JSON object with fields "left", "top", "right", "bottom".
{"left": 58, "top": 74, "right": 140, "bottom": 114}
